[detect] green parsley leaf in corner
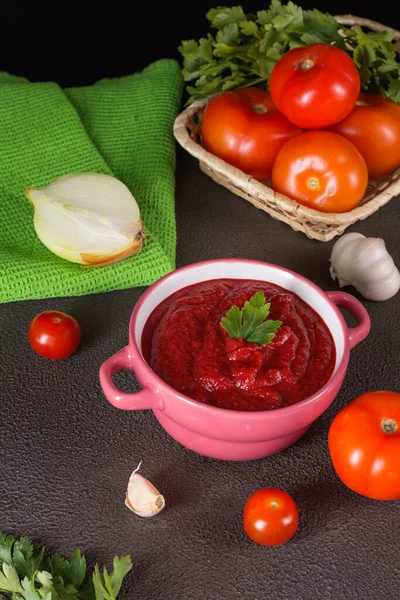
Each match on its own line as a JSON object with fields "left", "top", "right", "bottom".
{"left": 220, "top": 290, "right": 282, "bottom": 345}
{"left": 0, "top": 531, "right": 132, "bottom": 600}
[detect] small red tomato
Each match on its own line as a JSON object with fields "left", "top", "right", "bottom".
{"left": 328, "top": 391, "right": 400, "bottom": 501}
{"left": 28, "top": 310, "right": 81, "bottom": 360}
{"left": 329, "top": 93, "right": 400, "bottom": 179}
{"left": 269, "top": 43, "right": 360, "bottom": 129}
{"left": 243, "top": 488, "right": 299, "bottom": 546}
{"left": 201, "top": 87, "right": 302, "bottom": 180}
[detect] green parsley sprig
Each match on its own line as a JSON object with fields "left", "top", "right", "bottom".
{"left": 220, "top": 290, "right": 282, "bottom": 345}
{"left": 178, "top": 0, "right": 400, "bottom": 104}
{"left": 0, "top": 532, "right": 132, "bottom": 600}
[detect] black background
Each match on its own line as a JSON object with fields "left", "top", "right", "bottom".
{"left": 0, "top": 2, "right": 399, "bottom": 600}
{"left": 0, "top": 2, "right": 398, "bottom": 86}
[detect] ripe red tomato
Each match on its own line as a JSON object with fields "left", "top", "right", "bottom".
{"left": 269, "top": 43, "right": 360, "bottom": 129}
{"left": 329, "top": 93, "right": 400, "bottom": 179}
{"left": 243, "top": 488, "right": 299, "bottom": 546}
{"left": 328, "top": 391, "right": 400, "bottom": 501}
{"left": 28, "top": 310, "right": 81, "bottom": 360}
{"left": 271, "top": 130, "right": 368, "bottom": 213}
{"left": 200, "top": 87, "right": 302, "bottom": 181}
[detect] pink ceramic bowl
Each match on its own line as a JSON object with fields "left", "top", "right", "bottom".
{"left": 99, "top": 259, "right": 370, "bottom": 461}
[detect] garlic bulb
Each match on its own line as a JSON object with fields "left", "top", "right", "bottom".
{"left": 330, "top": 232, "right": 400, "bottom": 301}
{"left": 125, "top": 463, "right": 165, "bottom": 518}
{"left": 25, "top": 173, "right": 144, "bottom": 267}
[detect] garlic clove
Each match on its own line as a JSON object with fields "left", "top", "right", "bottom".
{"left": 25, "top": 173, "right": 144, "bottom": 267}
{"left": 125, "top": 466, "right": 165, "bottom": 518}
{"left": 330, "top": 233, "right": 365, "bottom": 286}
{"left": 330, "top": 232, "right": 400, "bottom": 301}
{"left": 348, "top": 238, "right": 390, "bottom": 276}
{"left": 358, "top": 273, "right": 400, "bottom": 301}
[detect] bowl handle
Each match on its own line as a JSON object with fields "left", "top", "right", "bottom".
{"left": 326, "top": 291, "right": 371, "bottom": 350}
{"left": 99, "top": 346, "right": 161, "bottom": 411}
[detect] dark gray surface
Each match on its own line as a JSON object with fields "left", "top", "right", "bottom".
{"left": 1, "top": 145, "right": 399, "bottom": 600}
{"left": 1, "top": 0, "right": 400, "bottom": 596}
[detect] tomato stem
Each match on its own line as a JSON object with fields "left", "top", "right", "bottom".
{"left": 270, "top": 501, "right": 278, "bottom": 509}
{"left": 252, "top": 103, "right": 267, "bottom": 115}
{"left": 381, "top": 418, "right": 398, "bottom": 434}
{"left": 301, "top": 59, "right": 314, "bottom": 71}
{"left": 306, "top": 176, "right": 320, "bottom": 191}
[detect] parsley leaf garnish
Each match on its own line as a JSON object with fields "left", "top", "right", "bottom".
{"left": 0, "top": 531, "right": 132, "bottom": 600}
{"left": 178, "top": 1, "right": 400, "bottom": 105}
{"left": 220, "top": 290, "right": 282, "bottom": 345}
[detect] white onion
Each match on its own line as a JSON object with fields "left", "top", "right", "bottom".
{"left": 26, "top": 172, "right": 144, "bottom": 267}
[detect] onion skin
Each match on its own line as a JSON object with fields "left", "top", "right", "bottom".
{"left": 80, "top": 225, "right": 145, "bottom": 267}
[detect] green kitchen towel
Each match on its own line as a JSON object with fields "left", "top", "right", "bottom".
{"left": 0, "top": 59, "right": 183, "bottom": 303}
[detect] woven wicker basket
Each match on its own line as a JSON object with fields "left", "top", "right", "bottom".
{"left": 174, "top": 15, "right": 400, "bottom": 241}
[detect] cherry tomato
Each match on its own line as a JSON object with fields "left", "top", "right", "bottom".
{"left": 200, "top": 88, "right": 302, "bottom": 181}
{"left": 271, "top": 130, "right": 368, "bottom": 213}
{"left": 269, "top": 43, "right": 360, "bottom": 129}
{"left": 243, "top": 488, "right": 299, "bottom": 546}
{"left": 328, "top": 391, "right": 400, "bottom": 501}
{"left": 329, "top": 93, "right": 400, "bottom": 179}
{"left": 28, "top": 310, "right": 81, "bottom": 360}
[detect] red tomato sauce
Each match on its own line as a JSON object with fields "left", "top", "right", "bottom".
{"left": 141, "top": 279, "right": 336, "bottom": 411}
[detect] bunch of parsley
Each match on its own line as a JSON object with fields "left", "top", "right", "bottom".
{"left": 0, "top": 532, "right": 132, "bottom": 600}
{"left": 179, "top": 0, "right": 400, "bottom": 104}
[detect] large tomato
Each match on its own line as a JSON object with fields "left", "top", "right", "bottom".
{"left": 329, "top": 93, "right": 400, "bottom": 179}
{"left": 243, "top": 488, "right": 299, "bottom": 546}
{"left": 271, "top": 130, "right": 368, "bottom": 213}
{"left": 269, "top": 43, "right": 360, "bottom": 129}
{"left": 200, "top": 88, "right": 302, "bottom": 181}
{"left": 328, "top": 391, "right": 400, "bottom": 501}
